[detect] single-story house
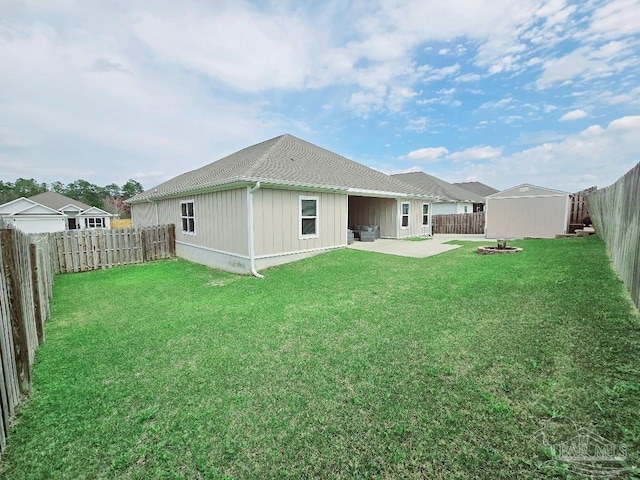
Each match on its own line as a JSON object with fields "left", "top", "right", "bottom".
{"left": 0, "top": 192, "right": 113, "bottom": 233}
{"left": 29, "top": 191, "right": 113, "bottom": 230}
{"left": 128, "top": 134, "right": 438, "bottom": 275}
{"left": 0, "top": 197, "right": 67, "bottom": 233}
{"left": 485, "top": 184, "right": 571, "bottom": 239}
{"left": 452, "top": 181, "right": 499, "bottom": 198}
{"left": 391, "top": 171, "right": 486, "bottom": 213}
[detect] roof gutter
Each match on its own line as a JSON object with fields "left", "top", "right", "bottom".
{"left": 247, "top": 182, "right": 264, "bottom": 279}
{"left": 129, "top": 176, "right": 439, "bottom": 204}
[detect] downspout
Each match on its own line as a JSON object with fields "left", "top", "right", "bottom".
{"left": 247, "top": 182, "right": 264, "bottom": 279}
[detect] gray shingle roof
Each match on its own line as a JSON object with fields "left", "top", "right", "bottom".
{"left": 391, "top": 172, "right": 485, "bottom": 203}
{"left": 128, "top": 134, "right": 433, "bottom": 203}
{"left": 29, "top": 191, "right": 92, "bottom": 211}
{"left": 452, "top": 181, "right": 499, "bottom": 197}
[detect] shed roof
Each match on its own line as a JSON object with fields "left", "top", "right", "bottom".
{"left": 128, "top": 134, "right": 434, "bottom": 203}
{"left": 487, "top": 183, "right": 570, "bottom": 198}
{"left": 29, "top": 191, "right": 92, "bottom": 211}
{"left": 391, "top": 171, "right": 484, "bottom": 202}
{"left": 452, "top": 181, "right": 499, "bottom": 197}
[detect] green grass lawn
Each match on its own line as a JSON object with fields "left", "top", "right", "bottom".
{"left": 2, "top": 236, "right": 639, "bottom": 479}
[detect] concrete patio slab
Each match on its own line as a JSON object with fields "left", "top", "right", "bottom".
{"left": 347, "top": 234, "right": 489, "bottom": 258}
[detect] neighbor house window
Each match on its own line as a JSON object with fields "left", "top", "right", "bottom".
{"left": 401, "top": 202, "right": 410, "bottom": 228}
{"left": 464, "top": 205, "right": 468, "bottom": 213}
{"left": 300, "top": 196, "right": 318, "bottom": 238}
{"left": 85, "top": 217, "right": 105, "bottom": 228}
{"left": 422, "top": 204, "right": 429, "bottom": 226}
{"left": 181, "top": 201, "right": 195, "bottom": 234}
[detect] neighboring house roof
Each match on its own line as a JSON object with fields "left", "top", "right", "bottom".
{"left": 29, "top": 191, "right": 92, "bottom": 211}
{"left": 128, "top": 134, "right": 435, "bottom": 203}
{"left": 452, "top": 181, "right": 499, "bottom": 198}
{"left": 0, "top": 197, "right": 66, "bottom": 216}
{"left": 391, "top": 171, "right": 485, "bottom": 203}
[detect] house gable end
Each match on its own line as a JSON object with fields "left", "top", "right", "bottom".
{"left": 77, "top": 206, "right": 113, "bottom": 217}
{"left": 0, "top": 197, "right": 38, "bottom": 214}
{"left": 10, "top": 203, "right": 66, "bottom": 216}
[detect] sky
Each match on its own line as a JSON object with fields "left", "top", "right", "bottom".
{"left": 1, "top": 0, "right": 639, "bottom": 193}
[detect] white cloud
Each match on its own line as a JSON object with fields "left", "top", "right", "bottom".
{"left": 479, "top": 97, "right": 515, "bottom": 109}
{"left": 438, "top": 48, "right": 449, "bottom": 55}
{"left": 402, "top": 147, "right": 449, "bottom": 162}
{"left": 605, "top": 86, "right": 640, "bottom": 105}
{"left": 454, "top": 44, "right": 467, "bottom": 55}
{"left": 405, "top": 116, "right": 429, "bottom": 132}
{"left": 422, "top": 63, "right": 460, "bottom": 82}
{"left": 590, "top": 0, "right": 640, "bottom": 39}
{"left": 132, "top": 9, "right": 314, "bottom": 93}
{"left": 559, "top": 109, "right": 588, "bottom": 121}
{"left": 488, "top": 54, "right": 521, "bottom": 74}
{"left": 455, "top": 73, "right": 481, "bottom": 83}
{"left": 440, "top": 116, "right": 640, "bottom": 191}
{"left": 537, "top": 41, "right": 636, "bottom": 89}
{"left": 496, "top": 116, "right": 640, "bottom": 188}
{"left": 387, "top": 86, "right": 420, "bottom": 111}
{"left": 0, "top": 20, "right": 282, "bottom": 184}
{"left": 346, "top": 90, "right": 386, "bottom": 116}
{"left": 448, "top": 145, "right": 503, "bottom": 161}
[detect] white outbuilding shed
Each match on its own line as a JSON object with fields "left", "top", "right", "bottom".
{"left": 485, "top": 184, "right": 571, "bottom": 239}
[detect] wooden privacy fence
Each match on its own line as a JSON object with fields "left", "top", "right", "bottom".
{"left": 49, "top": 224, "right": 176, "bottom": 274}
{"left": 568, "top": 186, "right": 596, "bottom": 232}
{"left": 587, "top": 162, "right": 640, "bottom": 310}
{"left": 0, "top": 229, "right": 54, "bottom": 453}
{"left": 432, "top": 212, "right": 485, "bottom": 234}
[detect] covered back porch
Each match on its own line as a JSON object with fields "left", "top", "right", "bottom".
{"left": 348, "top": 195, "right": 432, "bottom": 239}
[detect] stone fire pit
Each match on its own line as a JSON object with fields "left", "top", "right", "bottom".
{"left": 477, "top": 239, "right": 523, "bottom": 255}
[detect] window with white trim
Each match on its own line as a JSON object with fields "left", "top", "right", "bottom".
{"left": 464, "top": 205, "right": 468, "bottom": 213}
{"left": 300, "top": 196, "right": 318, "bottom": 238}
{"left": 181, "top": 200, "right": 195, "bottom": 234}
{"left": 401, "top": 202, "right": 410, "bottom": 228}
{"left": 422, "top": 203, "right": 429, "bottom": 226}
{"left": 85, "top": 217, "right": 105, "bottom": 228}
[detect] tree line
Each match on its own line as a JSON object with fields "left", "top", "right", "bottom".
{"left": 0, "top": 178, "right": 144, "bottom": 218}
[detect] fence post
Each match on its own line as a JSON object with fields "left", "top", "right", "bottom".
{"left": 140, "top": 229, "right": 147, "bottom": 262}
{"left": 29, "top": 243, "right": 44, "bottom": 345}
{"left": 169, "top": 224, "right": 176, "bottom": 257}
{"left": 0, "top": 230, "right": 31, "bottom": 395}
